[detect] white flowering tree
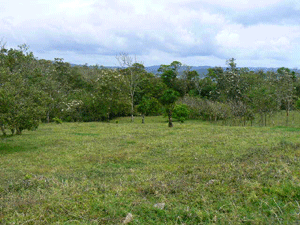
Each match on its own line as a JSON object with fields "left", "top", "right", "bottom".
{"left": 95, "top": 68, "right": 130, "bottom": 121}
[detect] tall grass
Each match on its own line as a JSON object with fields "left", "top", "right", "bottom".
{"left": 1, "top": 116, "right": 300, "bottom": 224}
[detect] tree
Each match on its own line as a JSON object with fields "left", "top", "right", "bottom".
{"left": 137, "top": 97, "right": 161, "bottom": 124}
{"left": 0, "top": 71, "right": 46, "bottom": 135}
{"left": 158, "top": 61, "right": 182, "bottom": 90}
{"left": 276, "top": 68, "right": 296, "bottom": 126}
{"left": 181, "top": 66, "right": 199, "bottom": 96}
{"left": 116, "top": 53, "right": 144, "bottom": 122}
{"left": 226, "top": 58, "right": 237, "bottom": 72}
{"left": 248, "top": 80, "right": 279, "bottom": 126}
{"left": 160, "top": 89, "right": 179, "bottom": 127}
{"left": 0, "top": 45, "right": 47, "bottom": 135}
{"left": 94, "top": 68, "right": 130, "bottom": 121}
{"left": 194, "top": 77, "right": 216, "bottom": 99}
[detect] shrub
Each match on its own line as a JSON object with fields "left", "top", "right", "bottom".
{"left": 173, "top": 104, "right": 190, "bottom": 122}
{"left": 52, "top": 117, "right": 63, "bottom": 124}
{"left": 295, "top": 98, "right": 300, "bottom": 109}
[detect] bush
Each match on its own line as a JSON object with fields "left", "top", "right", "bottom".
{"left": 173, "top": 104, "right": 190, "bottom": 122}
{"left": 178, "top": 96, "right": 232, "bottom": 121}
{"left": 295, "top": 98, "right": 300, "bottom": 109}
{"left": 52, "top": 117, "right": 63, "bottom": 124}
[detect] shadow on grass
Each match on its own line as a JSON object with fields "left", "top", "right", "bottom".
{"left": 0, "top": 136, "right": 38, "bottom": 154}
{"left": 71, "top": 133, "right": 100, "bottom": 136}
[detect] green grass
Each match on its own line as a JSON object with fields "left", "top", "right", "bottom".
{"left": 215, "top": 110, "right": 300, "bottom": 128}
{"left": 1, "top": 116, "right": 300, "bottom": 224}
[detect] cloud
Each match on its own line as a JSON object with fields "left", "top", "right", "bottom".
{"left": 0, "top": 0, "right": 299, "bottom": 67}
{"left": 233, "top": 1, "right": 300, "bottom": 26}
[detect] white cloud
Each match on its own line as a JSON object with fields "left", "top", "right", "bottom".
{"left": 0, "top": 0, "right": 299, "bottom": 67}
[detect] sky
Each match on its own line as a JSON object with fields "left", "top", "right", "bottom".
{"left": 1, "top": 0, "right": 300, "bottom": 68}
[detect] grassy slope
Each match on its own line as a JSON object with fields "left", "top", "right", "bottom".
{"left": 1, "top": 116, "right": 300, "bottom": 224}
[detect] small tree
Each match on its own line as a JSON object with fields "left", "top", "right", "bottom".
{"left": 116, "top": 53, "right": 145, "bottom": 122}
{"left": 160, "top": 89, "right": 179, "bottom": 127}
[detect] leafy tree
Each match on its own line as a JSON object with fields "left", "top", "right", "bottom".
{"left": 0, "top": 71, "right": 46, "bottom": 134}
{"left": 226, "top": 58, "right": 237, "bottom": 72}
{"left": 94, "top": 68, "right": 130, "bottom": 121}
{"left": 160, "top": 89, "right": 179, "bottom": 127}
{"left": 135, "top": 73, "right": 167, "bottom": 103}
{"left": 276, "top": 68, "right": 296, "bottom": 126}
{"left": 248, "top": 82, "right": 279, "bottom": 126}
{"left": 180, "top": 66, "right": 199, "bottom": 96}
{"left": 194, "top": 77, "right": 216, "bottom": 99}
{"left": 158, "top": 61, "right": 182, "bottom": 90}
{"left": 0, "top": 45, "right": 47, "bottom": 135}
{"left": 137, "top": 97, "right": 161, "bottom": 123}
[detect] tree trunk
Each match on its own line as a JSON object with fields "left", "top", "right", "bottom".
{"left": 47, "top": 111, "right": 50, "bottom": 123}
{"left": 142, "top": 114, "right": 145, "bottom": 124}
{"left": 107, "top": 112, "right": 110, "bottom": 122}
{"left": 286, "top": 102, "right": 289, "bottom": 126}
{"left": 264, "top": 114, "right": 267, "bottom": 127}
{"left": 168, "top": 112, "right": 173, "bottom": 127}
{"left": 131, "top": 113, "right": 134, "bottom": 122}
{"left": 16, "top": 127, "right": 22, "bottom": 135}
{"left": 260, "top": 113, "right": 264, "bottom": 126}
{"left": 131, "top": 94, "right": 134, "bottom": 122}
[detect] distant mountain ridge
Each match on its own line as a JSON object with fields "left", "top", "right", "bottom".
{"left": 144, "top": 66, "right": 298, "bottom": 77}
{"left": 71, "top": 63, "right": 299, "bottom": 76}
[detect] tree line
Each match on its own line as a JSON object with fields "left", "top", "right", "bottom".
{"left": 0, "top": 44, "right": 300, "bottom": 135}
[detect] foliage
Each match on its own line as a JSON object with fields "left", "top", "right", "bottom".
{"left": 0, "top": 46, "right": 46, "bottom": 135}
{"left": 1, "top": 44, "right": 300, "bottom": 132}
{"left": 160, "top": 89, "right": 180, "bottom": 127}
{"left": 173, "top": 104, "right": 190, "bottom": 122}
{"left": 178, "top": 96, "right": 232, "bottom": 122}
{"left": 137, "top": 97, "right": 161, "bottom": 116}
{"left": 52, "top": 117, "right": 63, "bottom": 124}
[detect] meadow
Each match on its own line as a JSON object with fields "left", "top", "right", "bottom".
{"left": 1, "top": 115, "right": 300, "bottom": 224}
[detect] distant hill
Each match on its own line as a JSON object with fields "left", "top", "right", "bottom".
{"left": 145, "top": 65, "right": 211, "bottom": 77}
{"left": 145, "top": 66, "right": 299, "bottom": 77}
{"left": 71, "top": 63, "right": 299, "bottom": 77}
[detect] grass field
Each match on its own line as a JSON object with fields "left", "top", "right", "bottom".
{"left": 1, "top": 116, "right": 300, "bottom": 224}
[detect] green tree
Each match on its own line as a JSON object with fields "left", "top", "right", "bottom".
{"left": 160, "top": 89, "right": 179, "bottom": 127}
{"left": 248, "top": 81, "right": 279, "bottom": 126}
{"left": 276, "top": 68, "right": 296, "bottom": 126}
{"left": 137, "top": 97, "right": 161, "bottom": 123}
{"left": 0, "top": 45, "right": 46, "bottom": 135}
{"left": 0, "top": 71, "right": 46, "bottom": 134}
{"left": 226, "top": 58, "right": 237, "bottom": 72}
{"left": 158, "top": 61, "right": 182, "bottom": 90}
